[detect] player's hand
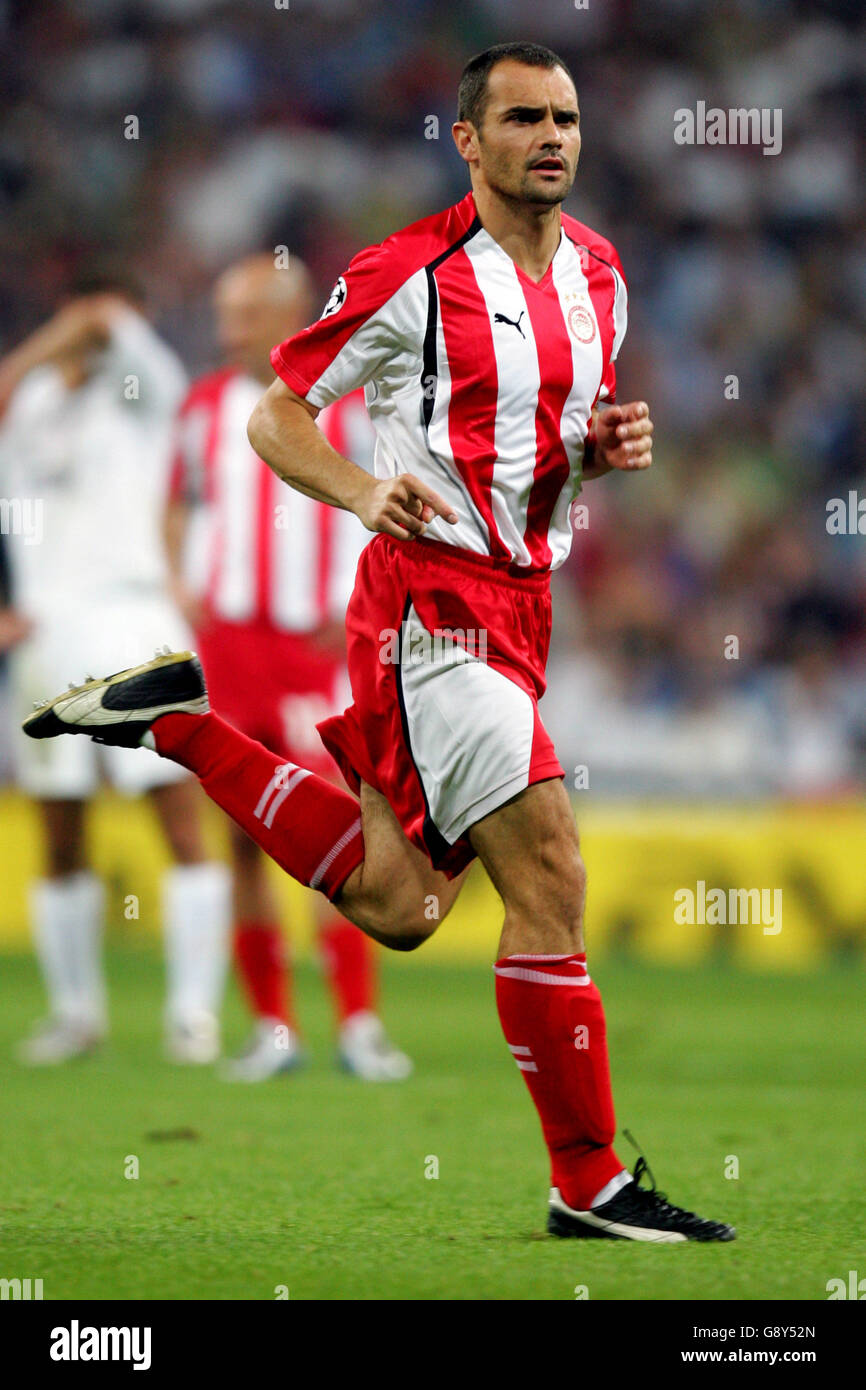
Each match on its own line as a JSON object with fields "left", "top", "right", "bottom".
{"left": 594, "top": 401, "right": 653, "bottom": 472}
{"left": 354, "top": 474, "right": 458, "bottom": 540}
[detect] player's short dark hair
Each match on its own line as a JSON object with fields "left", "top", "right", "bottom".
{"left": 66, "top": 262, "right": 146, "bottom": 309}
{"left": 457, "top": 41, "right": 575, "bottom": 131}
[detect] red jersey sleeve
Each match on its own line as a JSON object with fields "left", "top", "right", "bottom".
{"left": 269, "top": 241, "right": 411, "bottom": 410}
{"left": 563, "top": 215, "right": 628, "bottom": 409}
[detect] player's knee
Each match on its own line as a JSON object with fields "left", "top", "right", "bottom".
{"left": 360, "top": 914, "right": 436, "bottom": 952}
{"left": 375, "top": 927, "right": 432, "bottom": 953}
{"left": 371, "top": 905, "right": 438, "bottom": 952}
{"left": 348, "top": 885, "right": 438, "bottom": 951}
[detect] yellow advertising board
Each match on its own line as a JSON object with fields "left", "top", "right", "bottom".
{"left": 1, "top": 791, "right": 864, "bottom": 969}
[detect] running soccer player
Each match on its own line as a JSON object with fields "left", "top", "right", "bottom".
{"left": 25, "top": 44, "right": 734, "bottom": 1240}
{"left": 167, "top": 253, "right": 411, "bottom": 1081}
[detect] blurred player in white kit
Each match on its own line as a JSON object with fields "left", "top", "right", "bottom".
{"left": 166, "top": 253, "right": 411, "bottom": 1081}
{"left": 0, "top": 272, "right": 231, "bottom": 1064}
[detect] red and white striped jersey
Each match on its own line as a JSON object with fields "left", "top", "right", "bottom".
{"left": 169, "top": 371, "right": 373, "bottom": 631}
{"left": 270, "top": 190, "right": 627, "bottom": 573}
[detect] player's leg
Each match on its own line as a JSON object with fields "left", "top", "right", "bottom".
{"left": 23, "top": 653, "right": 468, "bottom": 948}
{"left": 471, "top": 777, "right": 586, "bottom": 958}
{"left": 337, "top": 781, "right": 469, "bottom": 945}
{"left": 147, "top": 709, "right": 465, "bottom": 1074}
{"left": 221, "top": 822, "right": 306, "bottom": 1082}
{"left": 314, "top": 885, "right": 414, "bottom": 1082}
{"left": 316, "top": 893, "right": 374, "bottom": 1024}
{"left": 228, "top": 821, "right": 294, "bottom": 1032}
{"left": 467, "top": 777, "right": 620, "bottom": 1210}
{"left": 147, "top": 702, "right": 467, "bottom": 950}
{"left": 148, "top": 779, "right": 208, "bottom": 865}
{"left": 41, "top": 798, "right": 87, "bottom": 878}
{"left": 268, "top": 641, "right": 416, "bottom": 1078}
{"left": 12, "top": 631, "right": 108, "bottom": 1063}
{"left": 145, "top": 777, "right": 231, "bottom": 1064}
{"left": 470, "top": 777, "right": 734, "bottom": 1242}
{"left": 20, "top": 797, "right": 107, "bottom": 1064}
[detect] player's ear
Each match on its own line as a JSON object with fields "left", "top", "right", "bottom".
{"left": 451, "top": 122, "right": 478, "bottom": 165}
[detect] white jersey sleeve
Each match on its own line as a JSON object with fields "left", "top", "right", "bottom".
{"left": 100, "top": 307, "right": 188, "bottom": 417}
{"left": 269, "top": 240, "right": 424, "bottom": 411}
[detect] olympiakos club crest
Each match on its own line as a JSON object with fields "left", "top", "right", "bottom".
{"left": 320, "top": 275, "right": 347, "bottom": 319}
{"left": 567, "top": 302, "right": 596, "bottom": 344}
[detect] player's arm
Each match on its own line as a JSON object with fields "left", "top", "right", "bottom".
{"left": 100, "top": 301, "right": 187, "bottom": 413}
{"left": 0, "top": 495, "right": 31, "bottom": 652}
{"left": 248, "top": 378, "right": 457, "bottom": 541}
{"left": 0, "top": 298, "right": 112, "bottom": 421}
{"left": 163, "top": 395, "right": 210, "bottom": 630}
{"left": 0, "top": 605, "right": 33, "bottom": 654}
{"left": 162, "top": 495, "right": 208, "bottom": 630}
{"left": 581, "top": 401, "right": 653, "bottom": 480}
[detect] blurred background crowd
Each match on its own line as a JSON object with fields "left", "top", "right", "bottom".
{"left": 1, "top": 0, "right": 864, "bottom": 798}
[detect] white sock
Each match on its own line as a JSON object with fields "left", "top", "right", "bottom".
{"left": 30, "top": 872, "right": 107, "bottom": 1032}
{"left": 162, "top": 862, "right": 231, "bottom": 1028}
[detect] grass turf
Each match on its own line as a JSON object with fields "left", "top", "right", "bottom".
{"left": 0, "top": 948, "right": 862, "bottom": 1301}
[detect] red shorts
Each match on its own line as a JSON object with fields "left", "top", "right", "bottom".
{"left": 318, "top": 533, "right": 564, "bottom": 878}
{"left": 195, "top": 615, "right": 347, "bottom": 779}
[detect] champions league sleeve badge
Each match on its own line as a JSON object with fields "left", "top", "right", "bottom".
{"left": 320, "top": 275, "right": 347, "bottom": 319}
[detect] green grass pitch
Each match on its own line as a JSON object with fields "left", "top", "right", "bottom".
{"left": 0, "top": 948, "right": 862, "bottom": 1301}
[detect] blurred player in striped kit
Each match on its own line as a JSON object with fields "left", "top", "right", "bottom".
{"left": 165, "top": 254, "right": 411, "bottom": 1082}
{"left": 0, "top": 272, "right": 231, "bottom": 1064}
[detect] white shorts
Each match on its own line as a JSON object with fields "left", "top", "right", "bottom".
{"left": 10, "top": 597, "right": 192, "bottom": 800}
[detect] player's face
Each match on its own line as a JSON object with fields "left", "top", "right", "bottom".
{"left": 462, "top": 61, "right": 580, "bottom": 207}
{"left": 215, "top": 274, "right": 306, "bottom": 381}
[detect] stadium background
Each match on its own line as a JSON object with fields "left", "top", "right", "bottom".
{"left": 2, "top": 0, "right": 865, "bottom": 966}
{"left": 0, "top": 0, "right": 864, "bottom": 1305}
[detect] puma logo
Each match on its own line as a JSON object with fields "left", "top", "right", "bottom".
{"left": 493, "top": 311, "right": 526, "bottom": 339}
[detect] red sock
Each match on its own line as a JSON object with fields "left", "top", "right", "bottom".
{"left": 494, "top": 952, "right": 625, "bottom": 1210}
{"left": 319, "top": 918, "right": 376, "bottom": 1023}
{"left": 152, "top": 713, "right": 364, "bottom": 901}
{"left": 234, "top": 921, "right": 293, "bottom": 1026}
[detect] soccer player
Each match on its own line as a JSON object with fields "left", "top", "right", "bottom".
{"left": 25, "top": 45, "right": 734, "bottom": 1239}
{"left": 166, "top": 253, "right": 411, "bottom": 1081}
{"left": 0, "top": 275, "right": 231, "bottom": 1064}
